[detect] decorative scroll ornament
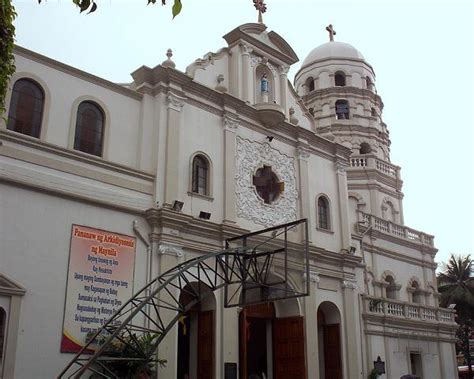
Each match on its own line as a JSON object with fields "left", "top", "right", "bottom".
{"left": 158, "top": 243, "right": 183, "bottom": 257}
{"left": 167, "top": 92, "right": 186, "bottom": 112}
{"left": 235, "top": 137, "right": 298, "bottom": 227}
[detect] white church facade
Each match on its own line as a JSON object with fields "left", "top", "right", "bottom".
{"left": 0, "top": 20, "right": 458, "bottom": 379}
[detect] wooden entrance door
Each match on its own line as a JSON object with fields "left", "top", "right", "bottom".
{"left": 197, "top": 310, "right": 214, "bottom": 379}
{"left": 323, "top": 324, "right": 342, "bottom": 379}
{"left": 273, "top": 316, "right": 306, "bottom": 379}
{"left": 239, "top": 304, "right": 275, "bottom": 379}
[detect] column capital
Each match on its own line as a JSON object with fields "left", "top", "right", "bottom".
{"left": 223, "top": 113, "right": 239, "bottom": 132}
{"left": 304, "top": 271, "right": 320, "bottom": 283}
{"left": 158, "top": 243, "right": 183, "bottom": 257}
{"left": 342, "top": 279, "right": 358, "bottom": 290}
{"left": 239, "top": 43, "right": 253, "bottom": 56}
{"left": 335, "top": 161, "right": 348, "bottom": 173}
{"left": 297, "top": 146, "right": 310, "bottom": 160}
{"left": 279, "top": 65, "right": 290, "bottom": 75}
{"left": 167, "top": 91, "right": 186, "bottom": 112}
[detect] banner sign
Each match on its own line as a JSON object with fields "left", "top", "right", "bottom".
{"left": 61, "top": 225, "right": 136, "bottom": 353}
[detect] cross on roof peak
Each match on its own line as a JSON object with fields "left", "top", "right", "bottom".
{"left": 253, "top": 0, "right": 267, "bottom": 24}
{"left": 326, "top": 24, "right": 336, "bottom": 42}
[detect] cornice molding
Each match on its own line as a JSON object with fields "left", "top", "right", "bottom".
{"left": 303, "top": 86, "right": 382, "bottom": 107}
{"left": 14, "top": 45, "right": 142, "bottom": 100}
{"left": 0, "top": 130, "right": 154, "bottom": 182}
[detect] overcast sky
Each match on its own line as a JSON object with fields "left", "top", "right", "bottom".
{"left": 11, "top": 0, "right": 474, "bottom": 267}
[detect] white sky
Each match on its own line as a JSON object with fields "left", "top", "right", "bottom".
{"left": 12, "top": 0, "right": 474, "bottom": 267}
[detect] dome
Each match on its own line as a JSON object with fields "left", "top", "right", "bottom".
{"left": 302, "top": 41, "right": 365, "bottom": 68}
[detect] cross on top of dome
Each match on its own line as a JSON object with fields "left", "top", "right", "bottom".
{"left": 326, "top": 24, "right": 336, "bottom": 42}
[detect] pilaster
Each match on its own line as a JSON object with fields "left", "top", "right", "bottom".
{"left": 223, "top": 113, "right": 239, "bottom": 224}
{"left": 240, "top": 43, "right": 253, "bottom": 103}
{"left": 155, "top": 242, "right": 184, "bottom": 379}
{"left": 164, "top": 91, "right": 186, "bottom": 206}
{"left": 297, "top": 145, "right": 312, "bottom": 242}
{"left": 341, "top": 279, "right": 362, "bottom": 379}
{"left": 228, "top": 45, "right": 241, "bottom": 97}
{"left": 279, "top": 65, "right": 289, "bottom": 118}
{"left": 335, "top": 161, "right": 351, "bottom": 250}
{"left": 304, "top": 271, "right": 320, "bottom": 378}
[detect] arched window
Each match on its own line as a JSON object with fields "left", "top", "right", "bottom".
{"left": 335, "top": 100, "right": 349, "bottom": 120}
{"left": 410, "top": 280, "right": 423, "bottom": 304}
{"left": 256, "top": 65, "right": 274, "bottom": 103}
{"left": 306, "top": 77, "right": 315, "bottom": 92}
{"left": 385, "top": 275, "right": 397, "bottom": 299}
{"left": 335, "top": 72, "right": 346, "bottom": 87}
{"left": 74, "top": 101, "right": 105, "bottom": 157}
{"left": 0, "top": 307, "right": 5, "bottom": 362}
{"left": 366, "top": 77, "right": 373, "bottom": 91}
{"left": 359, "top": 142, "right": 371, "bottom": 154}
{"left": 317, "top": 196, "right": 330, "bottom": 230}
{"left": 7, "top": 78, "right": 45, "bottom": 138}
{"left": 192, "top": 154, "right": 209, "bottom": 196}
{"left": 371, "top": 107, "right": 377, "bottom": 117}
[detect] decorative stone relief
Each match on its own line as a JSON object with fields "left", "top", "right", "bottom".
{"left": 167, "top": 92, "right": 186, "bottom": 112}
{"left": 158, "top": 244, "right": 183, "bottom": 257}
{"left": 250, "top": 55, "right": 263, "bottom": 68}
{"left": 185, "top": 47, "right": 228, "bottom": 77}
{"left": 267, "top": 63, "right": 278, "bottom": 76}
{"left": 235, "top": 137, "right": 298, "bottom": 227}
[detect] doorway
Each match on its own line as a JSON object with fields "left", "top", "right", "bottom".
{"left": 317, "top": 302, "right": 343, "bottom": 379}
{"left": 240, "top": 300, "right": 305, "bottom": 379}
{"left": 177, "top": 282, "right": 215, "bottom": 379}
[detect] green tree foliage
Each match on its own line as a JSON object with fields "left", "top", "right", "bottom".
{"left": 438, "top": 254, "right": 474, "bottom": 378}
{"left": 0, "top": 0, "right": 183, "bottom": 118}
{"left": 88, "top": 331, "right": 166, "bottom": 378}
{"left": 0, "top": 0, "right": 16, "bottom": 118}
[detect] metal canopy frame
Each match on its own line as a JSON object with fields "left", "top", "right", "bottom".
{"left": 58, "top": 219, "right": 309, "bottom": 378}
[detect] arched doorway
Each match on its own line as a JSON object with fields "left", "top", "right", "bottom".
{"left": 317, "top": 302, "right": 342, "bottom": 379}
{"left": 239, "top": 290, "right": 305, "bottom": 379}
{"left": 177, "top": 282, "right": 216, "bottom": 379}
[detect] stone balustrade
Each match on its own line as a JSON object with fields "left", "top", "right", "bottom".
{"left": 363, "top": 296, "right": 456, "bottom": 324}
{"left": 360, "top": 212, "right": 435, "bottom": 246}
{"left": 349, "top": 155, "right": 399, "bottom": 178}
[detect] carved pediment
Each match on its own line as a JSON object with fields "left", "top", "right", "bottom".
{"left": 223, "top": 23, "right": 299, "bottom": 65}
{"left": 0, "top": 273, "right": 26, "bottom": 296}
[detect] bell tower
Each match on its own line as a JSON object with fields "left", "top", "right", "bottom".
{"left": 294, "top": 26, "right": 404, "bottom": 224}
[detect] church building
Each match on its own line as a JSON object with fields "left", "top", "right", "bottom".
{"left": 0, "top": 13, "right": 458, "bottom": 379}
